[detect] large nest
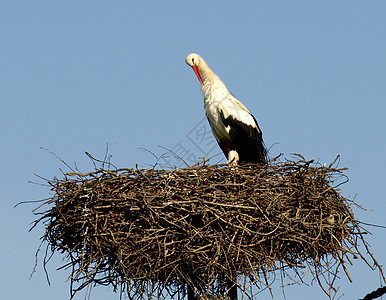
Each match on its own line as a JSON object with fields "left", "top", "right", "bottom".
{"left": 32, "top": 154, "right": 384, "bottom": 299}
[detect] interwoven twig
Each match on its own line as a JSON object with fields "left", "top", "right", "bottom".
{"left": 32, "top": 154, "right": 384, "bottom": 299}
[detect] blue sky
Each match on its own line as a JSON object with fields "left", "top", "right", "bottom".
{"left": 1, "top": 1, "right": 385, "bottom": 299}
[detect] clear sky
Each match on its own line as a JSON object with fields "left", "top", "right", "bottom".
{"left": 1, "top": 1, "right": 385, "bottom": 299}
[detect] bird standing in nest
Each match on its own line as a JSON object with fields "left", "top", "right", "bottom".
{"left": 185, "top": 53, "right": 267, "bottom": 164}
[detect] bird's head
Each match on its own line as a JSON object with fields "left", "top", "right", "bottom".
{"left": 186, "top": 53, "right": 204, "bottom": 85}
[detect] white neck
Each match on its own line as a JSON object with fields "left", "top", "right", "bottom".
{"left": 198, "top": 58, "right": 229, "bottom": 103}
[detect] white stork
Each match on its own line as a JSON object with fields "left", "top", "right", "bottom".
{"left": 185, "top": 53, "right": 267, "bottom": 164}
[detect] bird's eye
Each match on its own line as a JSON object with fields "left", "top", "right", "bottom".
{"left": 192, "top": 58, "right": 195, "bottom": 64}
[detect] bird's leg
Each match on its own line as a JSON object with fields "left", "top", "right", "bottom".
{"left": 228, "top": 150, "right": 239, "bottom": 165}
{"left": 226, "top": 141, "right": 239, "bottom": 165}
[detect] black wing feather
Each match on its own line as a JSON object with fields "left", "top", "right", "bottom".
{"left": 220, "top": 110, "right": 267, "bottom": 163}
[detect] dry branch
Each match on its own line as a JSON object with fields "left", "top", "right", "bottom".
{"left": 32, "top": 154, "right": 384, "bottom": 299}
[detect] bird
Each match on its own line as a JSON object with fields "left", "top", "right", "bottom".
{"left": 185, "top": 53, "right": 268, "bottom": 164}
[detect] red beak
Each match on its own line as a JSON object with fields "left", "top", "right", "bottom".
{"left": 192, "top": 64, "right": 204, "bottom": 85}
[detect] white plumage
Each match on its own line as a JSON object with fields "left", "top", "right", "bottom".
{"left": 185, "top": 53, "right": 267, "bottom": 164}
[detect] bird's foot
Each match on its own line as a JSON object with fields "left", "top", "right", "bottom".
{"left": 227, "top": 150, "right": 239, "bottom": 167}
